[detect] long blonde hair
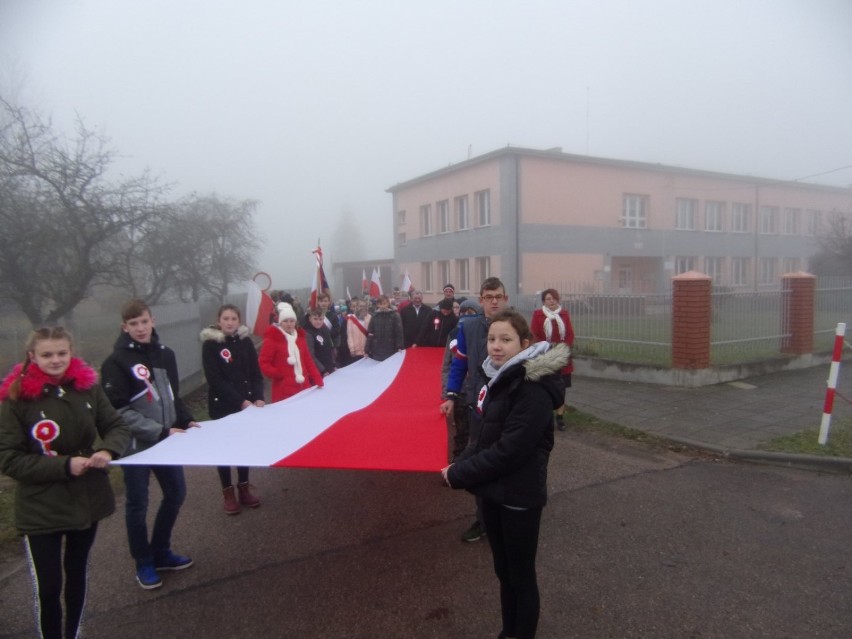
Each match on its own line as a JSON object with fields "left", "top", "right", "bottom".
{"left": 6, "top": 327, "right": 74, "bottom": 401}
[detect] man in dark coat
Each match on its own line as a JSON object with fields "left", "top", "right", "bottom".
{"left": 400, "top": 290, "right": 431, "bottom": 348}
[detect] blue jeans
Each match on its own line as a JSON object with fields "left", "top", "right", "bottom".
{"left": 122, "top": 465, "right": 186, "bottom": 568}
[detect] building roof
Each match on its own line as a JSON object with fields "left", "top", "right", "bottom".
{"left": 386, "top": 145, "right": 852, "bottom": 194}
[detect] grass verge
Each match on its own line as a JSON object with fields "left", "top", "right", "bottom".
{"left": 759, "top": 416, "right": 852, "bottom": 457}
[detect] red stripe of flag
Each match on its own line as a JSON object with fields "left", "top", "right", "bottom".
{"left": 275, "top": 347, "right": 447, "bottom": 471}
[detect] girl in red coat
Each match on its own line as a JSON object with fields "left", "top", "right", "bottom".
{"left": 259, "top": 302, "right": 324, "bottom": 403}
{"left": 530, "top": 288, "right": 574, "bottom": 430}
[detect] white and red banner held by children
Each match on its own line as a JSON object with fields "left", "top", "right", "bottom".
{"left": 114, "top": 348, "right": 447, "bottom": 472}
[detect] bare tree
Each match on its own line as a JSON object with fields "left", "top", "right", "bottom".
{"left": 113, "top": 193, "right": 260, "bottom": 304}
{"left": 812, "top": 211, "right": 852, "bottom": 276}
{"left": 174, "top": 194, "right": 260, "bottom": 302}
{"left": 0, "top": 97, "right": 167, "bottom": 325}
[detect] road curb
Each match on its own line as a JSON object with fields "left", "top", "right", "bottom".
{"left": 662, "top": 435, "right": 852, "bottom": 475}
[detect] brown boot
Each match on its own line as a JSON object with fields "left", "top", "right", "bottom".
{"left": 237, "top": 482, "right": 261, "bottom": 508}
{"left": 222, "top": 486, "right": 240, "bottom": 515}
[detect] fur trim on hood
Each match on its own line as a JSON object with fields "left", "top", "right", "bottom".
{"left": 0, "top": 357, "right": 99, "bottom": 402}
{"left": 199, "top": 324, "right": 250, "bottom": 343}
{"left": 523, "top": 342, "right": 570, "bottom": 382}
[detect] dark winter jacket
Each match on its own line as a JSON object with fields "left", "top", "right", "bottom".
{"left": 0, "top": 358, "right": 130, "bottom": 535}
{"left": 400, "top": 304, "right": 431, "bottom": 348}
{"left": 416, "top": 309, "right": 458, "bottom": 347}
{"left": 101, "top": 329, "right": 195, "bottom": 457}
{"left": 200, "top": 325, "right": 264, "bottom": 419}
{"left": 365, "top": 309, "right": 404, "bottom": 361}
{"left": 304, "top": 322, "right": 336, "bottom": 374}
{"left": 447, "top": 343, "right": 569, "bottom": 509}
{"left": 302, "top": 309, "right": 341, "bottom": 348}
{"left": 446, "top": 314, "right": 491, "bottom": 406}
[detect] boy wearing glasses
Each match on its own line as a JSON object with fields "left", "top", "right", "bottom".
{"left": 440, "top": 277, "right": 509, "bottom": 541}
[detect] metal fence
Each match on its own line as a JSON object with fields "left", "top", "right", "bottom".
{"left": 519, "top": 277, "right": 852, "bottom": 368}
{"left": 709, "top": 289, "right": 786, "bottom": 365}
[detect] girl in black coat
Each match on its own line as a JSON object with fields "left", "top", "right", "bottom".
{"left": 443, "top": 310, "right": 569, "bottom": 639}
{"left": 201, "top": 304, "right": 265, "bottom": 514}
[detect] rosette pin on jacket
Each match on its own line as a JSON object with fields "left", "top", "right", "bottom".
{"left": 447, "top": 342, "right": 569, "bottom": 509}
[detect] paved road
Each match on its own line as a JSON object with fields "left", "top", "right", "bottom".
{"left": 2, "top": 427, "right": 851, "bottom": 638}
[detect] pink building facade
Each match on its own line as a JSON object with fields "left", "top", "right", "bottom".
{"left": 387, "top": 147, "right": 852, "bottom": 302}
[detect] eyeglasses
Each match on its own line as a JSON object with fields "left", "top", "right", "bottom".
{"left": 481, "top": 294, "right": 505, "bottom": 302}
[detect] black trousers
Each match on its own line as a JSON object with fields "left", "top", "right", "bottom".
{"left": 25, "top": 524, "right": 99, "bottom": 639}
{"left": 481, "top": 501, "right": 543, "bottom": 639}
{"left": 217, "top": 465, "right": 250, "bottom": 488}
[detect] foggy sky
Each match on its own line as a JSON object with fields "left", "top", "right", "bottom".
{"left": 2, "top": 0, "right": 851, "bottom": 290}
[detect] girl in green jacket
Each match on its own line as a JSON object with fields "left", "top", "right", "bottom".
{"left": 0, "top": 326, "right": 129, "bottom": 639}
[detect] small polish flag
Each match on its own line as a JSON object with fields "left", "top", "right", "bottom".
{"left": 246, "top": 279, "right": 275, "bottom": 338}
{"left": 369, "top": 267, "right": 383, "bottom": 297}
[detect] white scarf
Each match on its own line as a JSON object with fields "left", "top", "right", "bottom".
{"left": 277, "top": 326, "right": 305, "bottom": 384}
{"left": 542, "top": 304, "right": 566, "bottom": 342}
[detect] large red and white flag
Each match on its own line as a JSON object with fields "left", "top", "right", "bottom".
{"left": 245, "top": 279, "right": 275, "bottom": 338}
{"left": 114, "top": 348, "right": 447, "bottom": 472}
{"left": 369, "top": 267, "right": 383, "bottom": 297}
{"left": 309, "top": 244, "right": 331, "bottom": 309}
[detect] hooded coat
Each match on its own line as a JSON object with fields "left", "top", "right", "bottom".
{"left": 0, "top": 358, "right": 130, "bottom": 535}
{"left": 259, "top": 324, "right": 324, "bottom": 402}
{"left": 101, "top": 329, "right": 195, "bottom": 456}
{"left": 200, "top": 325, "right": 265, "bottom": 419}
{"left": 447, "top": 343, "right": 569, "bottom": 509}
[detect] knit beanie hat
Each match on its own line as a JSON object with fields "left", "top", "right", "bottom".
{"left": 277, "top": 302, "right": 297, "bottom": 322}
{"left": 459, "top": 299, "right": 482, "bottom": 315}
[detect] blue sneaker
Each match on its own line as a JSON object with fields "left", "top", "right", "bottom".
{"left": 136, "top": 564, "right": 163, "bottom": 590}
{"left": 154, "top": 551, "right": 193, "bottom": 571}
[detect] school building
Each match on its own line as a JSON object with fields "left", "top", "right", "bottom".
{"left": 387, "top": 146, "right": 852, "bottom": 302}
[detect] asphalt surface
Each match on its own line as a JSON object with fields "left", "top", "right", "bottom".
{"left": 2, "top": 362, "right": 852, "bottom": 638}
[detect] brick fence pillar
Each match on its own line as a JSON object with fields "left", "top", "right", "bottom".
{"left": 781, "top": 271, "right": 816, "bottom": 355}
{"left": 672, "top": 271, "right": 712, "bottom": 369}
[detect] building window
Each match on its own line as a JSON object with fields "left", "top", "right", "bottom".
{"left": 618, "top": 267, "right": 633, "bottom": 292}
{"left": 456, "top": 259, "right": 469, "bottom": 292}
{"left": 420, "top": 204, "right": 432, "bottom": 236}
{"left": 437, "top": 200, "right": 450, "bottom": 234}
{"left": 396, "top": 232, "right": 406, "bottom": 247}
{"left": 782, "top": 257, "right": 800, "bottom": 274}
{"left": 476, "top": 190, "right": 491, "bottom": 226}
{"left": 760, "top": 206, "right": 778, "bottom": 234}
{"left": 438, "top": 260, "right": 450, "bottom": 288}
{"left": 731, "top": 257, "right": 749, "bottom": 286}
{"left": 396, "top": 210, "right": 406, "bottom": 225}
{"left": 705, "top": 256, "right": 723, "bottom": 281}
{"left": 782, "top": 208, "right": 800, "bottom": 235}
{"left": 622, "top": 194, "right": 648, "bottom": 229}
{"left": 475, "top": 256, "right": 491, "bottom": 285}
{"left": 421, "top": 262, "right": 432, "bottom": 292}
{"left": 731, "top": 203, "right": 751, "bottom": 233}
{"left": 674, "top": 256, "right": 696, "bottom": 275}
{"left": 759, "top": 257, "right": 776, "bottom": 285}
{"left": 676, "top": 199, "right": 698, "bottom": 230}
{"left": 705, "top": 201, "right": 724, "bottom": 232}
{"left": 455, "top": 195, "right": 469, "bottom": 230}
{"left": 804, "top": 209, "right": 822, "bottom": 236}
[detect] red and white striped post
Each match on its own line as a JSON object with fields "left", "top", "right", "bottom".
{"left": 818, "top": 322, "right": 847, "bottom": 445}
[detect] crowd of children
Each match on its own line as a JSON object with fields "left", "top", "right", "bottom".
{"left": 0, "top": 279, "right": 574, "bottom": 638}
